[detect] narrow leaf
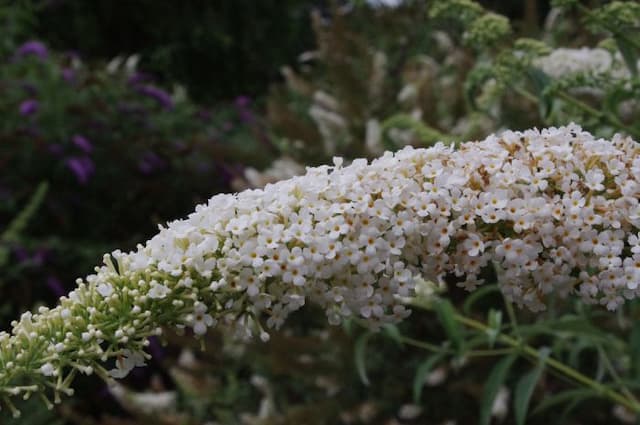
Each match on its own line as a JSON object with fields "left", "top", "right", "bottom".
{"left": 354, "top": 332, "right": 373, "bottom": 386}
{"left": 462, "top": 284, "right": 500, "bottom": 314}
{"left": 630, "top": 323, "right": 640, "bottom": 380}
{"left": 616, "top": 36, "right": 639, "bottom": 77}
{"left": 479, "top": 354, "right": 517, "bottom": 425}
{"left": 531, "top": 388, "right": 598, "bottom": 416}
{"left": 526, "top": 67, "right": 553, "bottom": 118}
{"left": 383, "top": 324, "right": 404, "bottom": 347}
{"left": 486, "top": 309, "right": 503, "bottom": 348}
{"left": 434, "top": 299, "right": 464, "bottom": 355}
{"left": 413, "top": 352, "right": 447, "bottom": 403}
{"left": 514, "top": 348, "right": 550, "bottom": 425}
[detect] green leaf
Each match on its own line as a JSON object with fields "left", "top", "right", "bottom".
{"left": 462, "top": 284, "right": 500, "bottom": 314}
{"left": 380, "top": 114, "right": 455, "bottom": 150}
{"left": 531, "top": 388, "right": 598, "bottom": 416}
{"left": 616, "top": 36, "right": 639, "bottom": 77}
{"left": 514, "top": 348, "right": 550, "bottom": 425}
{"left": 486, "top": 309, "right": 502, "bottom": 348}
{"left": 479, "top": 354, "right": 517, "bottom": 425}
{"left": 0, "top": 181, "right": 48, "bottom": 267}
{"left": 434, "top": 298, "right": 464, "bottom": 355}
{"left": 354, "top": 332, "right": 373, "bottom": 386}
{"left": 464, "top": 65, "right": 496, "bottom": 112}
{"left": 525, "top": 67, "right": 553, "bottom": 119}
{"left": 413, "top": 352, "right": 447, "bottom": 403}
{"left": 518, "top": 316, "right": 622, "bottom": 347}
{"left": 383, "top": 324, "right": 404, "bottom": 347}
{"left": 630, "top": 322, "right": 640, "bottom": 380}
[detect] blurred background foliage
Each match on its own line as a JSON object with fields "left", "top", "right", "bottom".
{"left": 29, "top": 0, "right": 315, "bottom": 102}
{"left": 4, "top": 0, "right": 640, "bottom": 424}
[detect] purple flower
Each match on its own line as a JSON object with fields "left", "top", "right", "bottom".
{"left": 136, "top": 84, "right": 174, "bottom": 109}
{"left": 46, "top": 276, "right": 66, "bottom": 297}
{"left": 13, "top": 246, "right": 48, "bottom": 266}
{"left": 138, "top": 151, "right": 166, "bottom": 175}
{"left": 61, "top": 68, "right": 76, "bottom": 83}
{"left": 14, "top": 246, "right": 30, "bottom": 263}
{"left": 197, "top": 108, "right": 211, "bottom": 122}
{"left": 16, "top": 41, "right": 48, "bottom": 60}
{"left": 72, "top": 134, "right": 93, "bottom": 153}
{"left": 127, "top": 72, "right": 152, "bottom": 85}
{"left": 19, "top": 99, "right": 39, "bottom": 116}
{"left": 234, "top": 96, "right": 254, "bottom": 123}
{"left": 234, "top": 95, "right": 251, "bottom": 108}
{"left": 66, "top": 156, "right": 95, "bottom": 184}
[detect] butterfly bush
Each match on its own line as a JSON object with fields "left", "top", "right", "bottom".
{"left": 1, "top": 124, "right": 640, "bottom": 412}
{"left": 533, "top": 47, "right": 637, "bottom": 79}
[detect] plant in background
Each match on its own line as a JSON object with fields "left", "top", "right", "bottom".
{"left": 447, "top": 0, "right": 640, "bottom": 139}
{"left": 266, "top": 2, "right": 491, "bottom": 167}
{"left": 1, "top": 125, "right": 640, "bottom": 424}
{"left": 0, "top": 39, "right": 275, "bottom": 324}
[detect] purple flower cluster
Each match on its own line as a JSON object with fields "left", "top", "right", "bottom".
{"left": 135, "top": 84, "right": 174, "bottom": 110}
{"left": 19, "top": 99, "right": 39, "bottom": 116}
{"left": 65, "top": 156, "right": 95, "bottom": 185}
{"left": 15, "top": 41, "right": 48, "bottom": 60}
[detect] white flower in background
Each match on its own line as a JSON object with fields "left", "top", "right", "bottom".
{"left": 109, "top": 350, "right": 147, "bottom": 379}
{"left": 398, "top": 403, "right": 423, "bottom": 420}
{"left": 491, "top": 386, "right": 510, "bottom": 422}
{"left": 366, "top": 0, "right": 404, "bottom": 8}
{"left": 109, "top": 382, "right": 177, "bottom": 415}
{"left": 239, "top": 157, "right": 306, "bottom": 190}
{"left": 534, "top": 47, "right": 636, "bottom": 79}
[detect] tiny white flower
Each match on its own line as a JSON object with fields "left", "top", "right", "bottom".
{"left": 40, "top": 363, "right": 56, "bottom": 377}
{"left": 148, "top": 283, "right": 170, "bottom": 299}
{"left": 109, "top": 350, "right": 147, "bottom": 379}
{"left": 97, "top": 283, "right": 114, "bottom": 298}
{"left": 190, "top": 302, "right": 215, "bottom": 336}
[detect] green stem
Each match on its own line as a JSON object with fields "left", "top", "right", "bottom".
{"left": 396, "top": 335, "right": 451, "bottom": 354}
{"left": 597, "top": 345, "right": 639, "bottom": 406}
{"left": 515, "top": 85, "right": 640, "bottom": 139}
{"left": 575, "top": 3, "right": 640, "bottom": 52}
{"left": 396, "top": 334, "right": 513, "bottom": 358}
{"left": 554, "top": 91, "right": 639, "bottom": 139}
{"left": 453, "top": 313, "right": 640, "bottom": 413}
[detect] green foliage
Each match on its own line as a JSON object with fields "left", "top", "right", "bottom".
{"left": 464, "top": 12, "right": 512, "bottom": 48}
{"left": 354, "top": 331, "right": 373, "bottom": 386}
{"left": 412, "top": 352, "right": 446, "bottom": 403}
{"left": 479, "top": 354, "right": 517, "bottom": 425}
{"left": 433, "top": 299, "right": 464, "bottom": 355}
{"left": 450, "top": 0, "right": 640, "bottom": 138}
{"left": 0, "top": 182, "right": 47, "bottom": 267}
{"left": 514, "top": 348, "right": 549, "bottom": 425}
{"left": 28, "top": 0, "right": 315, "bottom": 102}
{"left": 0, "top": 40, "right": 274, "bottom": 331}
{"left": 267, "top": 2, "right": 486, "bottom": 164}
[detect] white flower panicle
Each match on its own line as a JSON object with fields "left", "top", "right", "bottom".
{"left": 1, "top": 124, "right": 640, "bottom": 410}
{"left": 534, "top": 47, "right": 638, "bottom": 80}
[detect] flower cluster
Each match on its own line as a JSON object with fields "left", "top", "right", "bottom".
{"left": 1, "top": 124, "right": 639, "bottom": 413}
{"left": 534, "top": 47, "right": 637, "bottom": 80}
